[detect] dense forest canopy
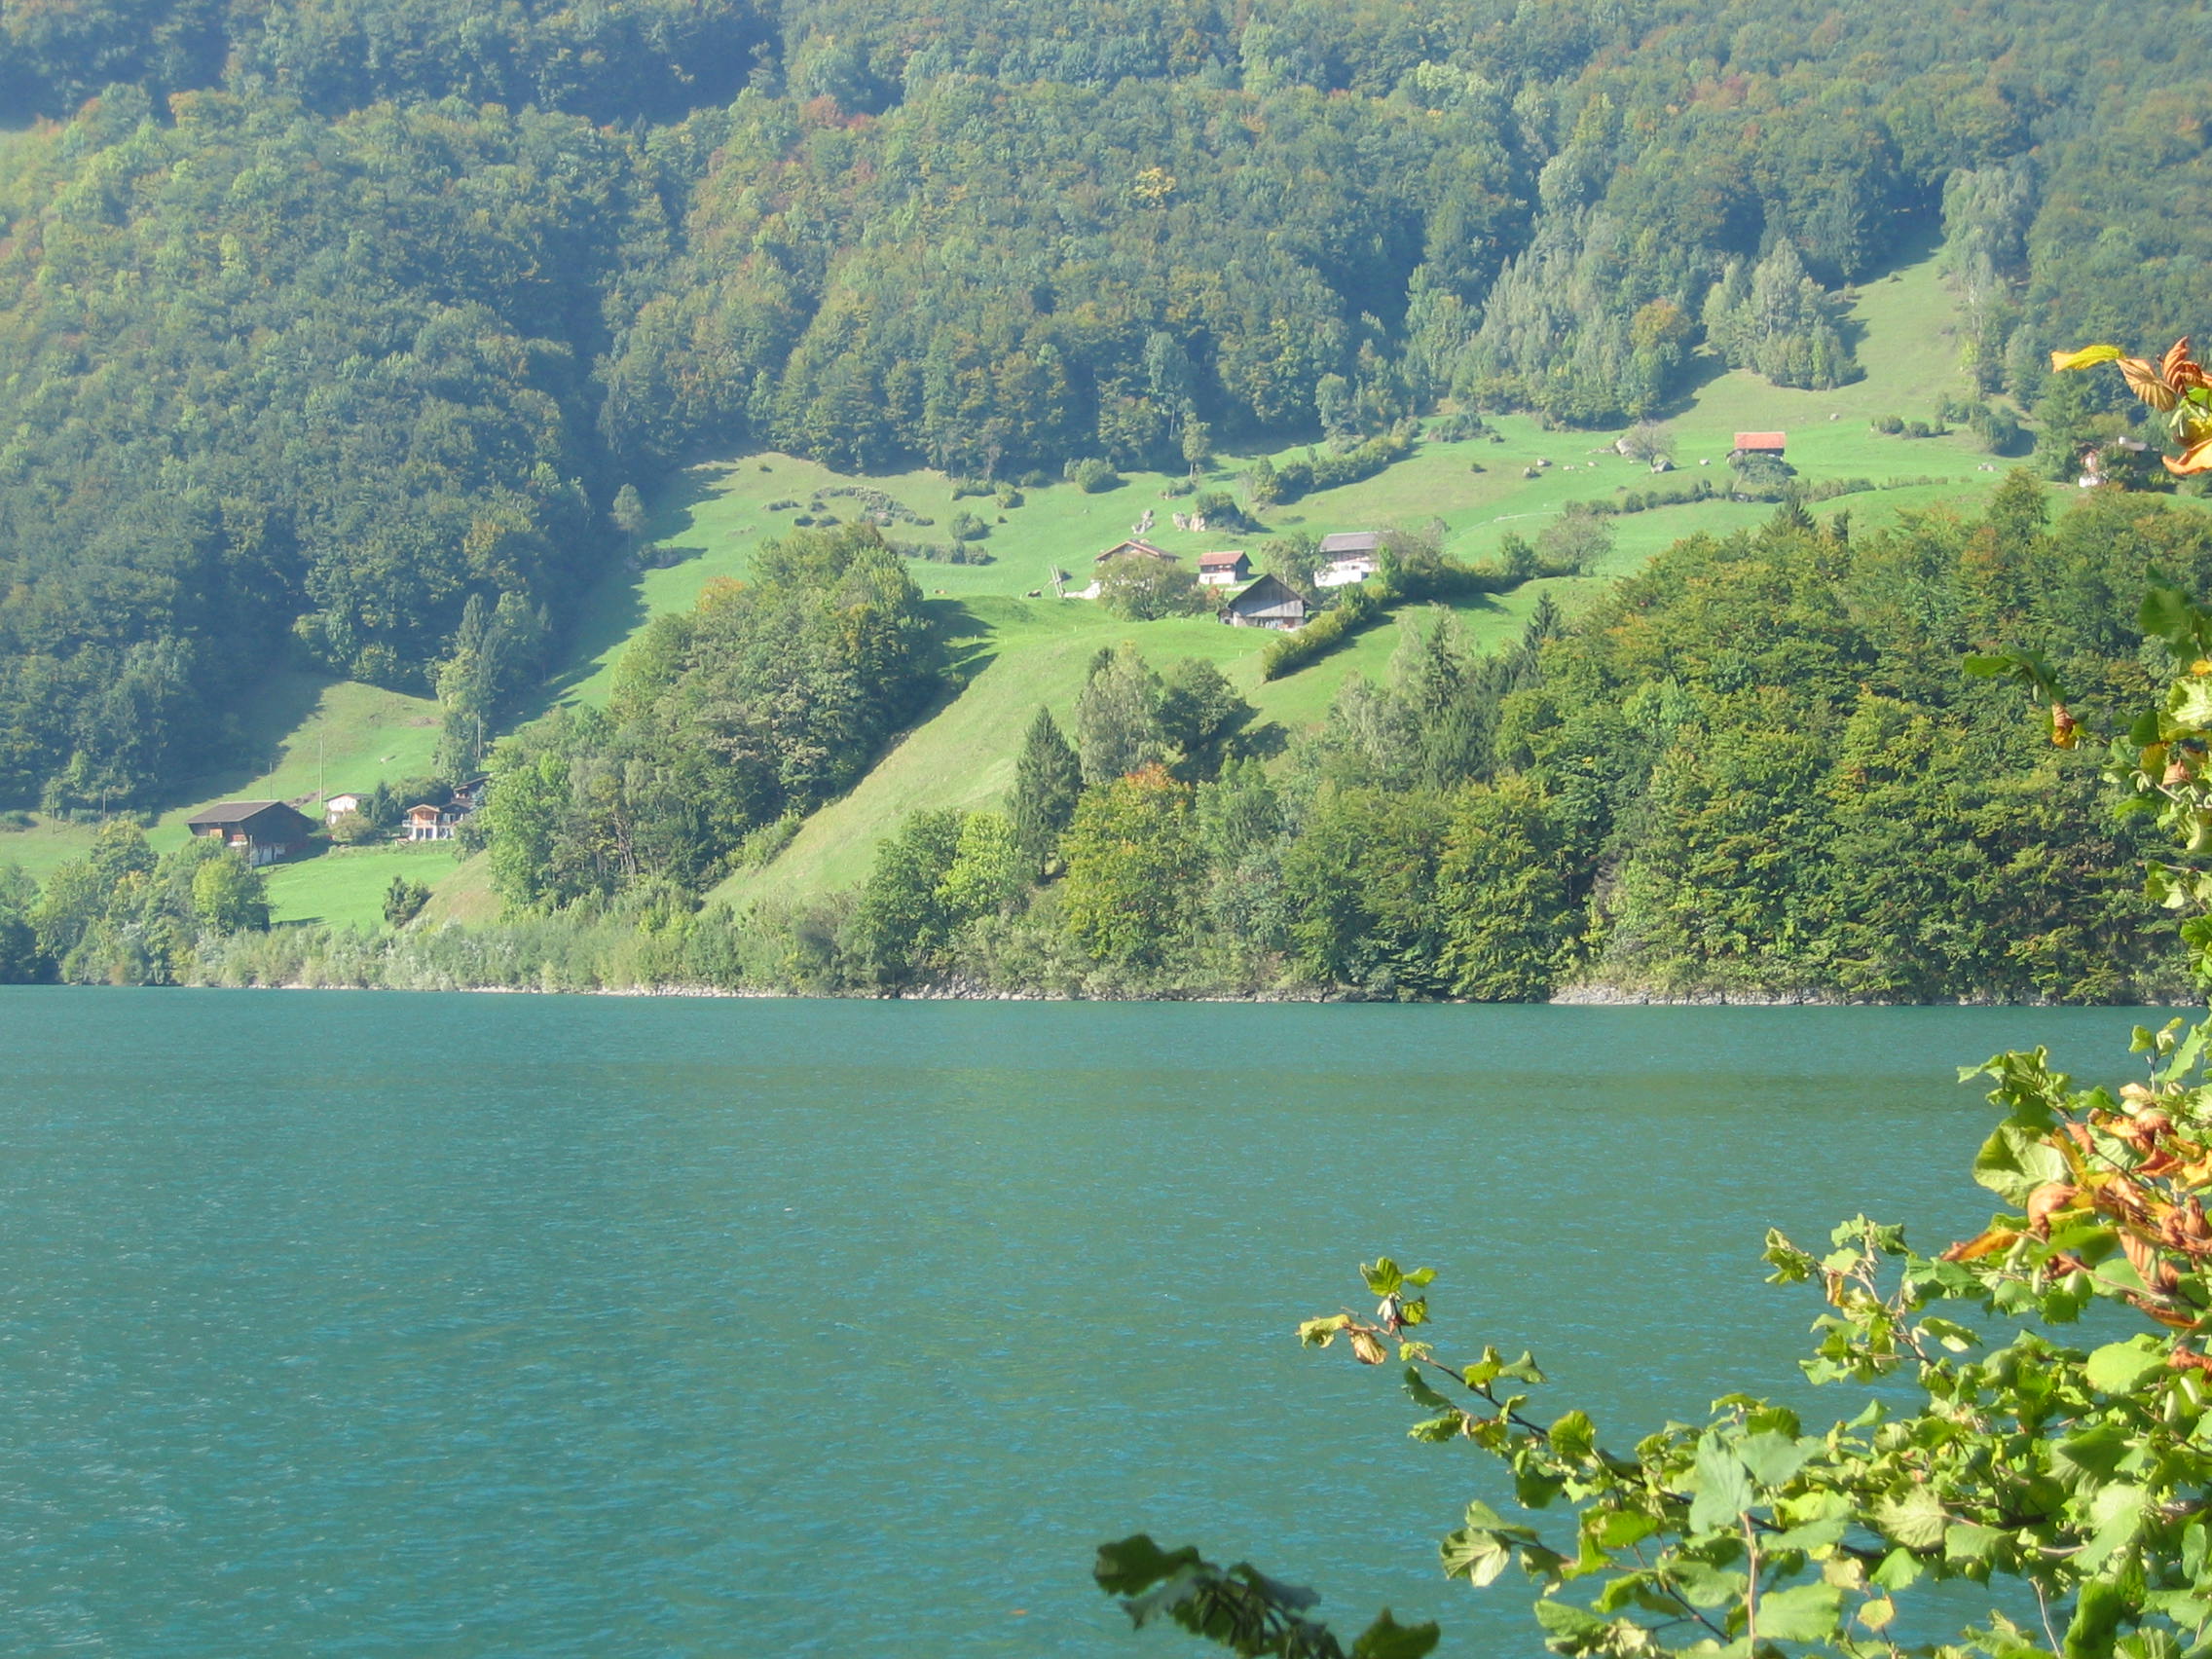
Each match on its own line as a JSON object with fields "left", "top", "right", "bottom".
{"left": 0, "top": 0, "right": 2209, "bottom": 808}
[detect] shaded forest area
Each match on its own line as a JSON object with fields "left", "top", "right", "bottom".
{"left": 0, "top": 0, "right": 2208, "bottom": 810}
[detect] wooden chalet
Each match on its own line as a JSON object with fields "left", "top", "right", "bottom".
{"left": 1315, "top": 531, "right": 1382, "bottom": 589}
{"left": 1197, "top": 549, "right": 1252, "bottom": 586}
{"left": 404, "top": 802, "right": 461, "bottom": 841}
{"left": 401, "top": 777, "right": 490, "bottom": 842}
{"left": 1219, "top": 572, "right": 1308, "bottom": 630}
{"left": 185, "top": 800, "right": 316, "bottom": 866}
{"left": 1730, "top": 431, "right": 1787, "bottom": 459}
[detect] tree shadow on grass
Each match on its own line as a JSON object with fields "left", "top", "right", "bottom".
{"left": 538, "top": 466, "right": 725, "bottom": 712}
{"left": 921, "top": 596, "right": 1001, "bottom": 690}
{"left": 1653, "top": 348, "right": 1734, "bottom": 421}
{"left": 160, "top": 668, "right": 335, "bottom": 809}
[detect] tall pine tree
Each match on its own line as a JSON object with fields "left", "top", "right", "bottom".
{"left": 1010, "top": 708, "right": 1082, "bottom": 875}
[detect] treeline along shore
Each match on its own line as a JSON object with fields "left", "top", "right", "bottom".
{"left": 10, "top": 481, "right": 2206, "bottom": 1006}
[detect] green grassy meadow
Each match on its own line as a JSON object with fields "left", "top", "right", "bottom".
{"left": 0, "top": 674, "right": 443, "bottom": 883}
{"left": 0, "top": 241, "right": 2069, "bottom": 922}
{"left": 262, "top": 842, "right": 466, "bottom": 930}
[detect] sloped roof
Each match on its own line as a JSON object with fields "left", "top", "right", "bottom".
{"left": 186, "top": 799, "right": 293, "bottom": 827}
{"left": 1223, "top": 572, "right": 1306, "bottom": 613}
{"left": 1318, "top": 531, "right": 1382, "bottom": 555}
{"left": 1198, "top": 549, "right": 1249, "bottom": 569}
{"left": 1733, "top": 431, "right": 1787, "bottom": 452}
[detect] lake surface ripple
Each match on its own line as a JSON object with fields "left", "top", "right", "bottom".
{"left": 0, "top": 993, "right": 2173, "bottom": 1655}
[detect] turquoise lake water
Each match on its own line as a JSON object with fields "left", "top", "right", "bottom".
{"left": 0, "top": 991, "right": 2183, "bottom": 1656}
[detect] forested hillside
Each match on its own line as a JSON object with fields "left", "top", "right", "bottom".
{"left": 134, "top": 480, "right": 2205, "bottom": 1000}
{"left": 1, "top": 0, "right": 2209, "bottom": 813}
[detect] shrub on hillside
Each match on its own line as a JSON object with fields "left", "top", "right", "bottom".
{"left": 1098, "top": 554, "right": 1207, "bottom": 620}
{"left": 1070, "top": 458, "right": 1122, "bottom": 494}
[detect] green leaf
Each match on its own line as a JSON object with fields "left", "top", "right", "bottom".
{"left": 1972, "top": 1123, "right": 2067, "bottom": 1206}
{"left": 1550, "top": 1410, "right": 1596, "bottom": 1463}
{"left": 2066, "top": 1576, "right": 2131, "bottom": 1655}
{"left": 1756, "top": 1580, "right": 1843, "bottom": 1642}
{"left": 1349, "top": 1609, "right": 1441, "bottom": 1659}
{"left": 1402, "top": 1268, "right": 1436, "bottom": 1288}
{"left": 2091, "top": 1252, "right": 2148, "bottom": 1295}
{"left": 1869, "top": 1548, "right": 1922, "bottom": 1592}
{"left": 1496, "top": 1350, "right": 1547, "bottom": 1385}
{"left": 1532, "top": 1597, "right": 1610, "bottom": 1643}
{"left": 1873, "top": 1486, "right": 1947, "bottom": 1550}
{"left": 1440, "top": 1527, "right": 1512, "bottom": 1588}
{"left": 1363, "top": 1257, "right": 1404, "bottom": 1297}
{"left": 2056, "top": 1421, "right": 2132, "bottom": 1479}
{"left": 1770, "top": 1512, "right": 1849, "bottom": 1553}
{"left": 1403, "top": 1366, "right": 1452, "bottom": 1411}
{"left": 2175, "top": 679, "right": 2212, "bottom": 730}
{"left": 2146, "top": 585, "right": 2206, "bottom": 655}
{"left": 1689, "top": 1438, "right": 1755, "bottom": 1532}
{"left": 2085, "top": 1337, "right": 2169, "bottom": 1394}
{"left": 1944, "top": 1522, "right": 2003, "bottom": 1564}
{"left": 1514, "top": 1465, "right": 1567, "bottom": 1509}
{"left": 1672, "top": 1559, "right": 1749, "bottom": 1608}
{"left": 2079, "top": 1483, "right": 2152, "bottom": 1571}
{"left": 1593, "top": 1509, "right": 1657, "bottom": 1550}
{"left": 1738, "top": 1430, "right": 1814, "bottom": 1490}
{"left": 1093, "top": 1534, "right": 1198, "bottom": 1596}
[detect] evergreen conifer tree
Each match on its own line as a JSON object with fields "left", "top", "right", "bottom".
{"left": 1010, "top": 708, "right": 1082, "bottom": 875}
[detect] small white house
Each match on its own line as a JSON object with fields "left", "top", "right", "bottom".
{"left": 323, "top": 792, "right": 367, "bottom": 826}
{"left": 1315, "top": 530, "right": 1382, "bottom": 588}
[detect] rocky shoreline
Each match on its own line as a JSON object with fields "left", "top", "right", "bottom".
{"left": 215, "top": 976, "right": 2143, "bottom": 1007}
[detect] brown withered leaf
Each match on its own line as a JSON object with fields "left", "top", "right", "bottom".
{"left": 2165, "top": 338, "right": 2197, "bottom": 386}
{"left": 1941, "top": 1226, "right": 2022, "bottom": 1261}
{"left": 2181, "top": 1197, "right": 2212, "bottom": 1244}
{"left": 2134, "top": 1296, "right": 2196, "bottom": 1329}
{"left": 2121, "top": 357, "right": 2181, "bottom": 411}
{"left": 1348, "top": 1330, "right": 1386, "bottom": 1366}
{"left": 2121, "top": 1231, "right": 2175, "bottom": 1291}
{"left": 2167, "top": 435, "right": 2212, "bottom": 475}
{"left": 2026, "top": 1182, "right": 2080, "bottom": 1235}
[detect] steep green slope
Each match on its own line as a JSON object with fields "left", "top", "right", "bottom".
{"left": 658, "top": 250, "right": 2036, "bottom": 906}
{"left": 709, "top": 587, "right": 1565, "bottom": 904}
{"left": 0, "top": 241, "right": 2053, "bottom": 926}
{"left": 0, "top": 674, "right": 440, "bottom": 883}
